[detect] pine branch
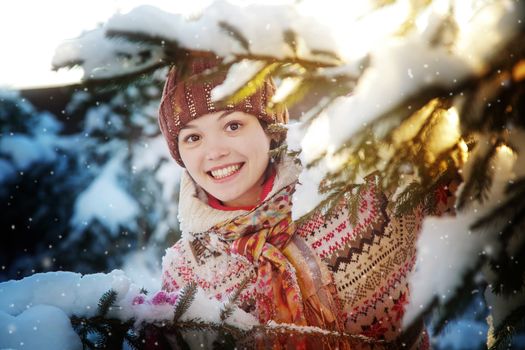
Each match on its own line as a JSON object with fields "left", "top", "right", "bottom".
{"left": 489, "top": 227, "right": 525, "bottom": 295}
{"left": 174, "top": 318, "right": 216, "bottom": 331}
{"left": 270, "top": 78, "right": 311, "bottom": 113}
{"left": 284, "top": 74, "right": 355, "bottom": 114}
{"left": 266, "top": 123, "right": 288, "bottom": 135}
{"left": 499, "top": 203, "right": 525, "bottom": 246}
{"left": 488, "top": 305, "right": 525, "bottom": 350}
{"left": 232, "top": 52, "right": 341, "bottom": 68}
{"left": 106, "top": 29, "right": 176, "bottom": 48}
{"left": 393, "top": 144, "right": 462, "bottom": 217}
{"left": 82, "top": 61, "right": 167, "bottom": 92}
{"left": 506, "top": 176, "right": 525, "bottom": 195}
{"left": 456, "top": 139, "right": 503, "bottom": 210}
{"left": 217, "top": 62, "right": 281, "bottom": 107}
{"left": 346, "top": 186, "right": 361, "bottom": 226}
{"left": 218, "top": 21, "right": 251, "bottom": 53}
{"left": 268, "top": 144, "right": 288, "bottom": 160}
{"left": 393, "top": 181, "right": 425, "bottom": 217}
{"left": 97, "top": 289, "right": 118, "bottom": 317}
{"left": 220, "top": 275, "right": 250, "bottom": 322}
{"left": 71, "top": 313, "right": 137, "bottom": 350}
{"left": 460, "top": 32, "right": 525, "bottom": 132}
{"left": 283, "top": 29, "right": 298, "bottom": 56}
{"left": 309, "top": 49, "right": 342, "bottom": 62}
{"left": 173, "top": 281, "right": 198, "bottom": 322}
{"left": 124, "top": 332, "right": 142, "bottom": 350}
{"left": 310, "top": 129, "right": 378, "bottom": 185}
{"left": 331, "top": 30, "right": 525, "bottom": 165}
{"left": 470, "top": 176, "right": 525, "bottom": 236}
{"left": 295, "top": 182, "right": 354, "bottom": 227}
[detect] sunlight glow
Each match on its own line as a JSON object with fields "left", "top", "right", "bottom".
{"left": 0, "top": 0, "right": 212, "bottom": 89}
{"left": 298, "top": 0, "right": 411, "bottom": 62}
{"left": 497, "top": 144, "right": 514, "bottom": 157}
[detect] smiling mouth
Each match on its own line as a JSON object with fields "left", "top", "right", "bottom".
{"left": 207, "top": 163, "right": 244, "bottom": 180}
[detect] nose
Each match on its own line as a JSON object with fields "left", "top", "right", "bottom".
{"left": 205, "top": 138, "right": 230, "bottom": 161}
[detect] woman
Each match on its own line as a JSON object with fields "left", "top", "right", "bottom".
{"left": 158, "top": 55, "right": 437, "bottom": 349}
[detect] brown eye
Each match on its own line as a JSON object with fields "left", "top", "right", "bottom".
{"left": 226, "top": 122, "right": 241, "bottom": 131}
{"left": 185, "top": 134, "right": 200, "bottom": 143}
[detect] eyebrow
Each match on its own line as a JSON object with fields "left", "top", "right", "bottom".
{"left": 180, "top": 124, "right": 196, "bottom": 130}
{"left": 218, "top": 110, "right": 235, "bottom": 120}
{"left": 180, "top": 111, "right": 236, "bottom": 130}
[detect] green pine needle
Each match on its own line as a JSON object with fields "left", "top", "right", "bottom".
{"left": 457, "top": 141, "right": 503, "bottom": 210}
{"left": 217, "top": 62, "right": 280, "bottom": 107}
{"left": 393, "top": 181, "right": 425, "bottom": 217}
{"left": 218, "top": 22, "right": 251, "bottom": 52}
{"left": 97, "top": 289, "right": 118, "bottom": 317}
{"left": 105, "top": 29, "right": 175, "bottom": 48}
{"left": 488, "top": 305, "right": 525, "bottom": 350}
{"left": 270, "top": 79, "right": 314, "bottom": 114}
{"left": 268, "top": 144, "right": 288, "bottom": 160}
{"left": 346, "top": 186, "right": 362, "bottom": 226}
{"left": 173, "top": 281, "right": 198, "bottom": 322}
{"left": 220, "top": 275, "right": 250, "bottom": 322}
{"left": 471, "top": 178, "right": 525, "bottom": 241}
{"left": 266, "top": 123, "right": 288, "bottom": 135}
{"left": 283, "top": 30, "right": 298, "bottom": 56}
{"left": 310, "top": 49, "right": 342, "bottom": 63}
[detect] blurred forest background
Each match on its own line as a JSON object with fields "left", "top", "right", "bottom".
{"left": 0, "top": 77, "right": 180, "bottom": 291}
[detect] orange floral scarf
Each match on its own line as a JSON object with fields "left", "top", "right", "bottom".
{"left": 211, "top": 183, "right": 343, "bottom": 331}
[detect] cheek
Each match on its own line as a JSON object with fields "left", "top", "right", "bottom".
{"left": 244, "top": 135, "right": 271, "bottom": 164}
{"left": 179, "top": 148, "right": 202, "bottom": 176}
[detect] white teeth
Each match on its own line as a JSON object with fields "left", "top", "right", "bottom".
{"left": 210, "top": 164, "right": 241, "bottom": 179}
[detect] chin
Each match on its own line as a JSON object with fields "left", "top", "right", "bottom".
{"left": 213, "top": 191, "right": 241, "bottom": 203}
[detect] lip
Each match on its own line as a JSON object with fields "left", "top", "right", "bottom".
{"left": 206, "top": 162, "right": 244, "bottom": 173}
{"left": 207, "top": 162, "right": 244, "bottom": 183}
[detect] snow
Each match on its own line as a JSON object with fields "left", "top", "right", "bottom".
{"left": 53, "top": 0, "right": 523, "bottom": 221}
{"left": 131, "top": 134, "right": 182, "bottom": 242}
{"left": 0, "top": 270, "right": 258, "bottom": 349}
{"left": 289, "top": 0, "right": 522, "bottom": 219}
{"left": 53, "top": 1, "right": 339, "bottom": 79}
{"left": 0, "top": 305, "right": 82, "bottom": 350}
{"left": 211, "top": 59, "right": 266, "bottom": 102}
{"left": 120, "top": 248, "right": 162, "bottom": 293}
{"left": 266, "top": 319, "right": 337, "bottom": 335}
{"left": 0, "top": 110, "right": 62, "bottom": 173}
{"left": 404, "top": 129, "right": 525, "bottom": 328}
{"left": 0, "top": 135, "right": 56, "bottom": 170}
{"left": 53, "top": 27, "right": 165, "bottom": 81}
{"left": 0, "top": 270, "right": 128, "bottom": 318}
{"left": 71, "top": 152, "right": 140, "bottom": 236}
{"left": 403, "top": 214, "right": 493, "bottom": 327}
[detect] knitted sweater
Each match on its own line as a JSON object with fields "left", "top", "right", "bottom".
{"left": 161, "top": 159, "right": 445, "bottom": 347}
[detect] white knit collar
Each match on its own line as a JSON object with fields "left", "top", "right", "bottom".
{"left": 177, "top": 156, "right": 300, "bottom": 237}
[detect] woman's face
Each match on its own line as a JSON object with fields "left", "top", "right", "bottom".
{"left": 178, "top": 111, "right": 271, "bottom": 207}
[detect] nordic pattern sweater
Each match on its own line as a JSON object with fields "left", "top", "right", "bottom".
{"left": 161, "top": 158, "right": 451, "bottom": 347}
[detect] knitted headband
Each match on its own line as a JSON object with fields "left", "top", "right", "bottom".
{"left": 158, "top": 55, "right": 288, "bottom": 167}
